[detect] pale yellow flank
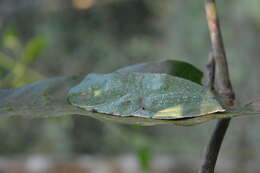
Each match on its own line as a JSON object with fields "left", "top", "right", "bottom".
{"left": 94, "top": 90, "right": 102, "bottom": 97}
{"left": 154, "top": 105, "right": 183, "bottom": 118}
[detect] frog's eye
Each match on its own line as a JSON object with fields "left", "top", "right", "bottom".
{"left": 77, "top": 92, "right": 92, "bottom": 100}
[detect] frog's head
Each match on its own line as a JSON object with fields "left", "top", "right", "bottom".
{"left": 68, "top": 73, "right": 108, "bottom": 107}
{"left": 68, "top": 73, "right": 124, "bottom": 108}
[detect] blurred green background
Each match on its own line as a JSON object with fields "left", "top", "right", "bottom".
{"left": 0, "top": 0, "right": 260, "bottom": 172}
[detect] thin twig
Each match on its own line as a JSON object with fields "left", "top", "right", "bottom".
{"left": 199, "top": 118, "right": 231, "bottom": 173}
{"left": 199, "top": 0, "right": 236, "bottom": 173}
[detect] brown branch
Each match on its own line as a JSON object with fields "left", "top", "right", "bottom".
{"left": 204, "top": 0, "right": 234, "bottom": 101}
{"left": 199, "top": 0, "right": 236, "bottom": 173}
{"left": 206, "top": 52, "right": 215, "bottom": 91}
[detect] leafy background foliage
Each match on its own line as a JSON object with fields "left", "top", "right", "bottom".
{"left": 0, "top": 0, "right": 260, "bottom": 172}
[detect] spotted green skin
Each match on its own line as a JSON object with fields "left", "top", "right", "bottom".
{"left": 68, "top": 72, "right": 225, "bottom": 120}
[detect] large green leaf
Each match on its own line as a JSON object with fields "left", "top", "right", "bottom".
{"left": 1, "top": 61, "right": 258, "bottom": 126}
{"left": 117, "top": 60, "right": 203, "bottom": 84}
{"left": 0, "top": 72, "right": 257, "bottom": 126}
{"left": 68, "top": 72, "right": 225, "bottom": 120}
